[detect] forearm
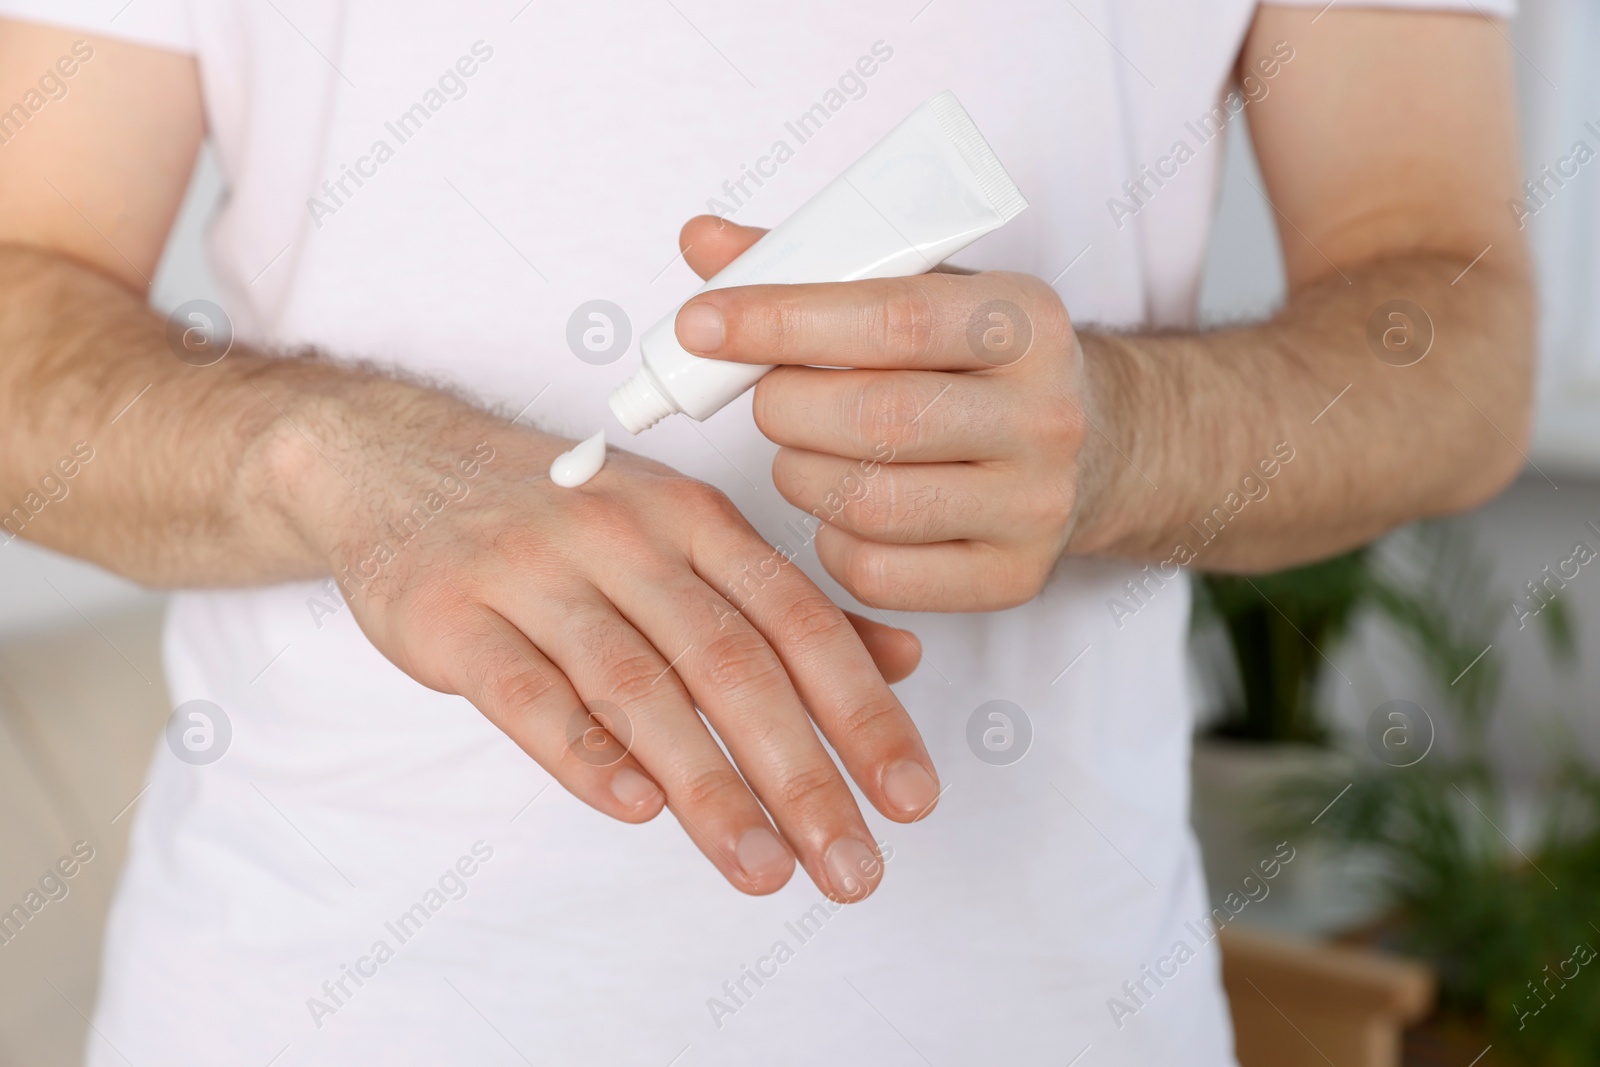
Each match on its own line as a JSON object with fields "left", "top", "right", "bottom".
{"left": 1069, "top": 252, "right": 1533, "bottom": 571}
{"left": 0, "top": 244, "right": 530, "bottom": 585}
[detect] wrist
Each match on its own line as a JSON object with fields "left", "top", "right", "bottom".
{"left": 1064, "top": 333, "right": 1147, "bottom": 557}
{"left": 256, "top": 379, "right": 372, "bottom": 569}
{"left": 259, "top": 374, "right": 469, "bottom": 564}
{"left": 261, "top": 372, "right": 578, "bottom": 570}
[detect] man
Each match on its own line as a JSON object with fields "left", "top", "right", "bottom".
{"left": 0, "top": 0, "right": 1526, "bottom": 1063}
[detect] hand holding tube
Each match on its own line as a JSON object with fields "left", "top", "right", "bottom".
{"left": 670, "top": 216, "right": 1090, "bottom": 614}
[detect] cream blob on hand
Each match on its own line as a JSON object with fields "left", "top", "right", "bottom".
{"left": 609, "top": 89, "right": 1027, "bottom": 435}
{"left": 549, "top": 429, "right": 606, "bottom": 488}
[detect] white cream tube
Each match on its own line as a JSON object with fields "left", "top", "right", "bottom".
{"left": 609, "top": 90, "right": 1027, "bottom": 434}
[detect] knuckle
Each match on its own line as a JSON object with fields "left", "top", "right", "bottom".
{"left": 770, "top": 762, "right": 841, "bottom": 813}
{"left": 852, "top": 478, "right": 962, "bottom": 543}
{"left": 1029, "top": 285, "right": 1074, "bottom": 347}
{"left": 1041, "top": 393, "right": 1089, "bottom": 461}
{"left": 1005, "top": 269, "right": 1050, "bottom": 302}
{"left": 841, "top": 539, "right": 893, "bottom": 606}
{"left": 1008, "top": 471, "right": 1073, "bottom": 537}
{"left": 835, "top": 693, "right": 904, "bottom": 748}
{"left": 772, "top": 592, "right": 852, "bottom": 651}
{"left": 987, "top": 552, "right": 1052, "bottom": 610}
{"left": 603, "top": 650, "right": 671, "bottom": 705}
{"left": 830, "top": 536, "right": 947, "bottom": 611}
{"left": 701, "top": 628, "right": 784, "bottom": 695}
{"left": 984, "top": 271, "right": 1071, "bottom": 360}
{"left": 675, "top": 764, "right": 748, "bottom": 810}
{"left": 1052, "top": 384, "right": 1088, "bottom": 438}
{"left": 485, "top": 665, "right": 559, "bottom": 722}
{"left": 753, "top": 293, "right": 804, "bottom": 357}
{"left": 674, "top": 477, "right": 740, "bottom": 521}
{"left": 875, "top": 279, "right": 940, "bottom": 365}
{"left": 845, "top": 488, "right": 895, "bottom": 538}
{"left": 1040, "top": 472, "right": 1080, "bottom": 533}
{"left": 902, "top": 484, "right": 971, "bottom": 542}
{"left": 854, "top": 379, "right": 925, "bottom": 448}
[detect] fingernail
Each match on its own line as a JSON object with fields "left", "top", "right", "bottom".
{"left": 677, "top": 302, "right": 724, "bottom": 353}
{"left": 735, "top": 827, "right": 792, "bottom": 886}
{"left": 882, "top": 759, "right": 939, "bottom": 817}
{"left": 610, "top": 766, "right": 660, "bottom": 809}
{"left": 824, "top": 837, "right": 880, "bottom": 901}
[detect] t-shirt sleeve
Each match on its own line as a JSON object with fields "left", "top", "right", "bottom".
{"left": 0, "top": 0, "right": 193, "bottom": 54}
{"left": 1260, "top": 0, "right": 1516, "bottom": 17}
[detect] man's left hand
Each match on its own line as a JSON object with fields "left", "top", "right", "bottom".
{"left": 675, "top": 216, "right": 1095, "bottom": 613}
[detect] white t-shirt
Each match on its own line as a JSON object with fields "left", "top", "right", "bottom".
{"left": 0, "top": 1, "right": 1509, "bottom": 1064}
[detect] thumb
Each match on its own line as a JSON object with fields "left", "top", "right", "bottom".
{"left": 679, "top": 215, "right": 766, "bottom": 281}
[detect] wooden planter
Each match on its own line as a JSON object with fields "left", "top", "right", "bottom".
{"left": 1220, "top": 925, "right": 1435, "bottom": 1067}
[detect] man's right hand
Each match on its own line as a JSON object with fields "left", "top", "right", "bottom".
{"left": 0, "top": 19, "right": 937, "bottom": 902}
{"left": 275, "top": 395, "right": 940, "bottom": 901}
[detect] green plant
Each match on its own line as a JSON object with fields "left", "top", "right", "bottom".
{"left": 1194, "top": 521, "right": 1576, "bottom": 746}
{"left": 1307, "top": 766, "right": 1600, "bottom": 1066}
{"left": 1195, "top": 550, "right": 1371, "bottom": 743}
{"left": 1283, "top": 523, "right": 1594, "bottom": 1066}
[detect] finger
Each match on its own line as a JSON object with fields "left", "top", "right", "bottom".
{"left": 525, "top": 591, "right": 799, "bottom": 896}
{"left": 753, "top": 366, "right": 1014, "bottom": 462}
{"left": 843, "top": 611, "right": 921, "bottom": 684}
{"left": 438, "top": 601, "right": 667, "bottom": 825}
{"left": 680, "top": 215, "right": 767, "bottom": 281}
{"left": 772, "top": 446, "right": 1010, "bottom": 546}
{"left": 674, "top": 270, "right": 1061, "bottom": 370}
{"left": 689, "top": 522, "right": 943, "bottom": 831}
{"left": 603, "top": 566, "right": 889, "bottom": 903}
{"left": 816, "top": 525, "right": 1054, "bottom": 613}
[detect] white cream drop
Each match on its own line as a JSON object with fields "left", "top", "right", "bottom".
{"left": 549, "top": 429, "right": 606, "bottom": 488}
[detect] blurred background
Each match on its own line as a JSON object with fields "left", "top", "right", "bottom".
{"left": 2, "top": 3, "right": 1598, "bottom": 1065}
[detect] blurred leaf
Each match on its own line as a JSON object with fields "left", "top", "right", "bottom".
{"left": 1259, "top": 523, "right": 1595, "bottom": 1064}
{"left": 1196, "top": 549, "right": 1370, "bottom": 743}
